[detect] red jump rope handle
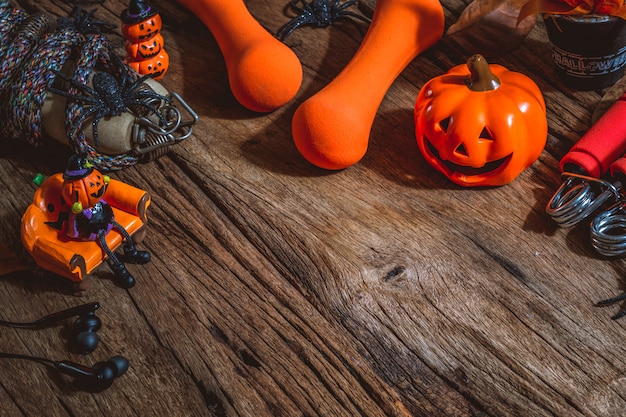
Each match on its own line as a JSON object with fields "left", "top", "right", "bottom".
{"left": 610, "top": 154, "right": 626, "bottom": 180}
{"left": 560, "top": 93, "right": 626, "bottom": 178}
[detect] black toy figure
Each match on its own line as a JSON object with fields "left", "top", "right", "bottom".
{"left": 61, "top": 154, "right": 150, "bottom": 288}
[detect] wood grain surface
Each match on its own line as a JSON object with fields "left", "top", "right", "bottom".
{"left": 1, "top": 0, "right": 626, "bottom": 416}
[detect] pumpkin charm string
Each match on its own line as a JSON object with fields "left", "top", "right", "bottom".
{"left": 121, "top": 0, "right": 169, "bottom": 80}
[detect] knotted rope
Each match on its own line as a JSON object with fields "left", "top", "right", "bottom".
{"left": 0, "top": 2, "right": 139, "bottom": 170}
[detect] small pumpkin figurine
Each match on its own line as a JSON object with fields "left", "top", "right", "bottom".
{"left": 414, "top": 54, "right": 547, "bottom": 187}
{"left": 125, "top": 33, "right": 165, "bottom": 61}
{"left": 61, "top": 158, "right": 110, "bottom": 212}
{"left": 121, "top": 0, "right": 168, "bottom": 80}
{"left": 121, "top": 0, "right": 162, "bottom": 42}
{"left": 127, "top": 50, "right": 170, "bottom": 79}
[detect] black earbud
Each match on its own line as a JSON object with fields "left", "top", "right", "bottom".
{"left": 55, "top": 355, "right": 130, "bottom": 392}
{"left": 69, "top": 304, "right": 102, "bottom": 353}
{"left": 0, "top": 302, "right": 102, "bottom": 353}
{"left": 0, "top": 353, "right": 129, "bottom": 392}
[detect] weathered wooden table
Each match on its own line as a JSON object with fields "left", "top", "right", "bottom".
{"left": 2, "top": 0, "right": 626, "bottom": 416}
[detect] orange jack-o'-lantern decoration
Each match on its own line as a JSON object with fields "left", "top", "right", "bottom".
{"left": 128, "top": 50, "right": 169, "bottom": 80}
{"left": 414, "top": 54, "right": 547, "bottom": 187}
{"left": 125, "top": 33, "right": 164, "bottom": 61}
{"left": 121, "top": 12, "right": 162, "bottom": 43}
{"left": 122, "top": 0, "right": 168, "bottom": 79}
{"left": 61, "top": 155, "right": 110, "bottom": 210}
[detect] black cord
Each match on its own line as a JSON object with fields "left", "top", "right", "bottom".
{"left": 0, "top": 352, "right": 55, "bottom": 366}
{"left": 0, "top": 319, "right": 43, "bottom": 328}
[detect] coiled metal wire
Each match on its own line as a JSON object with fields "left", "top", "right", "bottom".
{"left": 546, "top": 173, "right": 621, "bottom": 228}
{"left": 590, "top": 202, "right": 626, "bottom": 257}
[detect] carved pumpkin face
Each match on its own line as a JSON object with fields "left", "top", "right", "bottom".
{"left": 414, "top": 55, "right": 548, "bottom": 187}
{"left": 128, "top": 50, "right": 169, "bottom": 80}
{"left": 62, "top": 167, "right": 109, "bottom": 209}
{"left": 125, "top": 33, "right": 164, "bottom": 60}
{"left": 122, "top": 14, "right": 162, "bottom": 43}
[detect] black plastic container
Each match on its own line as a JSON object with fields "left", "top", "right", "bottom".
{"left": 544, "top": 14, "right": 626, "bottom": 90}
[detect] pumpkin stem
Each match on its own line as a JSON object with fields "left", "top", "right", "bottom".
{"left": 465, "top": 54, "right": 500, "bottom": 92}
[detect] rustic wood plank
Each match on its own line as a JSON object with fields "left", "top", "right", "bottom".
{"left": 2, "top": 0, "right": 626, "bottom": 416}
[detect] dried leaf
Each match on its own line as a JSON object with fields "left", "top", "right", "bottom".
{"left": 448, "top": 0, "right": 513, "bottom": 35}
{"left": 446, "top": 0, "right": 537, "bottom": 57}
{"left": 519, "top": 0, "right": 574, "bottom": 20}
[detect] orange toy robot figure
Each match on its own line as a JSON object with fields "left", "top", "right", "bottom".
{"left": 60, "top": 155, "right": 150, "bottom": 288}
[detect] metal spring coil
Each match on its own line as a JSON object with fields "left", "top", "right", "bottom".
{"left": 546, "top": 173, "right": 621, "bottom": 228}
{"left": 590, "top": 202, "right": 626, "bottom": 257}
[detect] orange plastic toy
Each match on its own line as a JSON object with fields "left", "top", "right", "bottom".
{"left": 291, "top": 0, "right": 445, "bottom": 170}
{"left": 122, "top": 0, "right": 169, "bottom": 80}
{"left": 21, "top": 171, "right": 150, "bottom": 286}
{"left": 176, "top": 0, "right": 302, "bottom": 112}
{"left": 414, "top": 54, "right": 547, "bottom": 187}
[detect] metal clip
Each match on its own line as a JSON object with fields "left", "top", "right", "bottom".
{"left": 130, "top": 91, "right": 199, "bottom": 162}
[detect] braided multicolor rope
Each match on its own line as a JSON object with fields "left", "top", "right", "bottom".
{"left": 4, "top": 27, "right": 82, "bottom": 144}
{"left": 65, "top": 35, "right": 139, "bottom": 169}
{"left": 0, "top": 3, "right": 139, "bottom": 170}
